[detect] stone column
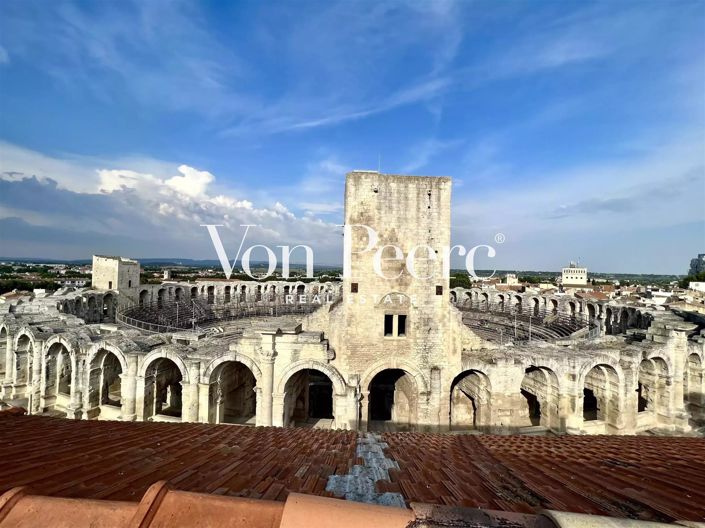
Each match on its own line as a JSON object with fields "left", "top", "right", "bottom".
{"left": 67, "top": 355, "right": 83, "bottom": 420}
{"left": 121, "top": 354, "right": 139, "bottom": 421}
{"left": 182, "top": 381, "right": 200, "bottom": 422}
{"left": 257, "top": 333, "right": 277, "bottom": 427}
{"left": 198, "top": 382, "right": 211, "bottom": 423}
{"left": 271, "top": 393, "right": 285, "bottom": 427}
{"left": 134, "top": 376, "right": 146, "bottom": 421}
{"left": 29, "top": 340, "right": 42, "bottom": 415}
{"left": 2, "top": 331, "right": 12, "bottom": 387}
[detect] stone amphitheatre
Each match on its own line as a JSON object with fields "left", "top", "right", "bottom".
{"left": 1, "top": 171, "right": 704, "bottom": 437}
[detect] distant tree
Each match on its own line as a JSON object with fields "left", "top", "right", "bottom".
{"left": 679, "top": 271, "right": 705, "bottom": 288}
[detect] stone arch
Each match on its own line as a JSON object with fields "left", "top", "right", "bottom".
{"left": 143, "top": 356, "right": 184, "bottom": 420}
{"left": 276, "top": 359, "right": 346, "bottom": 396}
{"left": 684, "top": 353, "right": 704, "bottom": 410}
{"left": 44, "top": 340, "right": 74, "bottom": 410}
{"left": 203, "top": 352, "right": 261, "bottom": 383}
{"left": 521, "top": 366, "right": 560, "bottom": 430}
{"left": 102, "top": 292, "right": 116, "bottom": 321}
{"left": 281, "top": 368, "right": 335, "bottom": 428}
{"left": 581, "top": 363, "right": 622, "bottom": 430}
{"left": 449, "top": 290, "right": 457, "bottom": 303}
{"left": 0, "top": 325, "right": 7, "bottom": 378}
{"left": 86, "top": 346, "right": 126, "bottom": 417}
{"left": 360, "top": 358, "right": 429, "bottom": 396}
{"left": 87, "top": 296, "right": 97, "bottom": 321}
{"left": 13, "top": 331, "right": 35, "bottom": 386}
{"left": 638, "top": 356, "right": 671, "bottom": 416}
{"left": 208, "top": 360, "right": 257, "bottom": 425}
{"left": 175, "top": 287, "right": 183, "bottom": 301}
{"left": 157, "top": 288, "right": 166, "bottom": 308}
{"left": 450, "top": 369, "right": 492, "bottom": 430}
{"left": 367, "top": 368, "right": 419, "bottom": 431}
{"left": 138, "top": 349, "right": 190, "bottom": 384}
{"left": 139, "top": 289, "right": 149, "bottom": 306}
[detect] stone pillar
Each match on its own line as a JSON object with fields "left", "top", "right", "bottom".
{"left": 121, "top": 354, "right": 139, "bottom": 421}
{"left": 29, "top": 340, "right": 42, "bottom": 415}
{"left": 257, "top": 333, "right": 277, "bottom": 427}
{"left": 561, "top": 391, "right": 582, "bottom": 433}
{"left": 67, "top": 355, "right": 83, "bottom": 420}
{"left": 260, "top": 358, "right": 275, "bottom": 426}
{"left": 198, "top": 382, "right": 211, "bottom": 423}
{"left": 2, "top": 331, "right": 12, "bottom": 388}
{"left": 182, "top": 381, "right": 200, "bottom": 422}
{"left": 134, "top": 376, "right": 146, "bottom": 421}
{"left": 271, "top": 393, "right": 285, "bottom": 427}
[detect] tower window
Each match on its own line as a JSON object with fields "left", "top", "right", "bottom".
{"left": 384, "top": 314, "right": 393, "bottom": 336}
{"left": 128, "top": 280, "right": 132, "bottom": 287}
{"left": 108, "top": 281, "right": 112, "bottom": 289}
{"left": 398, "top": 315, "right": 407, "bottom": 337}
{"left": 436, "top": 285, "right": 443, "bottom": 295}
{"left": 351, "top": 282, "right": 358, "bottom": 293}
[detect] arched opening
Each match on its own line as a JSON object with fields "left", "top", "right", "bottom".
{"left": 449, "top": 370, "right": 491, "bottom": 431}
{"left": 14, "top": 335, "right": 32, "bottom": 386}
{"left": 256, "top": 285, "right": 262, "bottom": 301}
{"left": 638, "top": 358, "right": 670, "bottom": 420}
{"left": 144, "top": 358, "right": 183, "bottom": 421}
{"left": 481, "top": 292, "right": 489, "bottom": 310}
{"left": 191, "top": 286, "right": 198, "bottom": 299}
{"left": 521, "top": 366, "right": 560, "bottom": 430}
{"left": 87, "top": 296, "right": 96, "bottom": 322}
{"left": 208, "top": 361, "right": 257, "bottom": 425}
{"left": 175, "top": 287, "right": 183, "bottom": 301}
{"left": 550, "top": 299, "right": 558, "bottom": 315}
{"left": 582, "top": 364, "right": 621, "bottom": 430}
{"left": 619, "top": 309, "right": 628, "bottom": 333}
{"left": 0, "top": 327, "right": 7, "bottom": 378}
{"left": 296, "top": 284, "right": 305, "bottom": 297}
{"left": 587, "top": 303, "right": 596, "bottom": 322}
{"left": 157, "top": 289, "right": 165, "bottom": 309}
{"left": 605, "top": 307, "right": 613, "bottom": 334}
{"left": 684, "top": 354, "right": 704, "bottom": 423}
{"left": 283, "top": 369, "right": 334, "bottom": 428}
{"left": 239, "top": 285, "right": 247, "bottom": 302}
{"left": 568, "top": 301, "right": 577, "bottom": 320}
{"left": 44, "top": 342, "right": 72, "bottom": 412}
{"left": 368, "top": 369, "right": 417, "bottom": 432}
{"left": 449, "top": 291, "right": 457, "bottom": 303}
{"left": 513, "top": 295, "right": 522, "bottom": 313}
{"left": 139, "top": 289, "right": 149, "bottom": 306}
{"left": 102, "top": 293, "right": 115, "bottom": 321}
{"left": 207, "top": 286, "right": 215, "bottom": 304}
{"left": 532, "top": 298, "right": 540, "bottom": 316}
{"left": 87, "top": 350, "right": 123, "bottom": 419}
{"left": 224, "top": 286, "right": 231, "bottom": 303}
{"left": 497, "top": 295, "right": 505, "bottom": 312}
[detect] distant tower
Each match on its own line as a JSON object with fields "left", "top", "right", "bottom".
{"left": 92, "top": 255, "right": 140, "bottom": 304}
{"left": 689, "top": 253, "right": 705, "bottom": 276}
{"left": 561, "top": 261, "right": 588, "bottom": 286}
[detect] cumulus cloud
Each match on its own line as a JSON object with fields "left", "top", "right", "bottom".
{"left": 0, "top": 144, "right": 343, "bottom": 263}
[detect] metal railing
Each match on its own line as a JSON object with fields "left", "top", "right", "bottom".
{"left": 116, "top": 292, "right": 339, "bottom": 334}
{"left": 454, "top": 300, "right": 595, "bottom": 343}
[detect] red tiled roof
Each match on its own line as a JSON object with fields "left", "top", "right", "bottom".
{"left": 382, "top": 433, "right": 705, "bottom": 522}
{"left": 1, "top": 415, "right": 704, "bottom": 523}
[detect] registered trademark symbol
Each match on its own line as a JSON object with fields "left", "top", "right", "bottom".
{"left": 494, "top": 233, "right": 506, "bottom": 244}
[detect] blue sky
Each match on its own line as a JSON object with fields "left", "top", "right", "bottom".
{"left": 0, "top": 0, "right": 703, "bottom": 274}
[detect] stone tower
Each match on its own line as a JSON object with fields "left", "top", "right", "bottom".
{"left": 335, "top": 171, "right": 453, "bottom": 428}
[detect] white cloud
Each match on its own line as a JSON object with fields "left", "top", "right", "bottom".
{"left": 0, "top": 45, "right": 9, "bottom": 64}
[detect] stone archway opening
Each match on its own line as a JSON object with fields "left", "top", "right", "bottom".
{"left": 15, "top": 335, "right": 33, "bottom": 388}
{"left": 638, "top": 358, "right": 670, "bottom": 421}
{"left": 368, "top": 369, "right": 417, "bottom": 432}
{"left": 520, "top": 366, "right": 560, "bottom": 430}
{"left": 44, "top": 342, "right": 71, "bottom": 412}
{"left": 582, "top": 364, "right": 620, "bottom": 431}
{"left": 283, "top": 369, "right": 334, "bottom": 429}
{"left": 0, "top": 327, "right": 7, "bottom": 379}
{"left": 102, "top": 293, "right": 115, "bottom": 321}
{"left": 449, "top": 369, "right": 491, "bottom": 431}
{"left": 144, "top": 357, "right": 183, "bottom": 421}
{"left": 208, "top": 361, "right": 257, "bottom": 425}
{"left": 87, "top": 350, "right": 123, "bottom": 420}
